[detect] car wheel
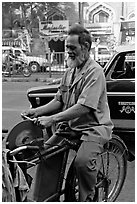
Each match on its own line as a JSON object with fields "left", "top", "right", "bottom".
{"left": 30, "top": 62, "right": 39, "bottom": 72}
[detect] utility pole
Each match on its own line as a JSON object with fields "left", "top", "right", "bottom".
{"left": 121, "top": 2, "right": 124, "bottom": 17}
{"left": 78, "top": 2, "right": 83, "bottom": 25}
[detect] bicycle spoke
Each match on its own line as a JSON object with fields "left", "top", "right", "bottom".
{"left": 100, "top": 147, "right": 125, "bottom": 176}
{"left": 65, "top": 137, "right": 127, "bottom": 202}
{"left": 96, "top": 141, "right": 127, "bottom": 201}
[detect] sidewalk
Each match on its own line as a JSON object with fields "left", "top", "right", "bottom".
{"left": 2, "top": 72, "right": 62, "bottom": 85}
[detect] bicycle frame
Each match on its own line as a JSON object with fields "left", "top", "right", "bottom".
{"left": 6, "top": 129, "right": 128, "bottom": 202}
{"left": 10, "top": 137, "right": 79, "bottom": 202}
{"left": 2, "top": 59, "right": 31, "bottom": 77}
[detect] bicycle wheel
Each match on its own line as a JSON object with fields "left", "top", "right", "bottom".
{"left": 21, "top": 65, "right": 31, "bottom": 77}
{"left": 65, "top": 136, "right": 127, "bottom": 202}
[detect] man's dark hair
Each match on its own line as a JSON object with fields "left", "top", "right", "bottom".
{"left": 68, "top": 23, "right": 92, "bottom": 51}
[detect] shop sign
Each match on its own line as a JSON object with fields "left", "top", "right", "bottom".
{"left": 120, "top": 21, "right": 135, "bottom": 31}
{"left": 85, "top": 22, "right": 112, "bottom": 35}
{"left": 39, "top": 20, "right": 69, "bottom": 35}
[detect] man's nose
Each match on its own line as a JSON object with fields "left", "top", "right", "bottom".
{"left": 67, "top": 50, "right": 74, "bottom": 55}
{"left": 67, "top": 50, "right": 71, "bottom": 54}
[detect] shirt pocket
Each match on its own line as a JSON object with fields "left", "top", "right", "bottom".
{"left": 60, "top": 85, "right": 69, "bottom": 104}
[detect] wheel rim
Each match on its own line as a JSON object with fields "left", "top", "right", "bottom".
{"left": 65, "top": 140, "right": 127, "bottom": 202}
{"left": 22, "top": 68, "right": 31, "bottom": 77}
{"left": 97, "top": 153, "right": 120, "bottom": 201}
{"left": 97, "top": 143, "right": 127, "bottom": 202}
{"left": 72, "top": 150, "right": 126, "bottom": 202}
{"left": 31, "top": 64, "right": 38, "bottom": 72}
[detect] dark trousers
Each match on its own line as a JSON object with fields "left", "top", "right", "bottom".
{"left": 74, "top": 141, "right": 103, "bottom": 201}
{"left": 33, "top": 134, "right": 65, "bottom": 201}
{"left": 33, "top": 134, "right": 103, "bottom": 202}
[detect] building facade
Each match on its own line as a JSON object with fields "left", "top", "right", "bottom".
{"left": 40, "top": 2, "right": 135, "bottom": 53}
{"left": 2, "top": 2, "right": 135, "bottom": 53}
{"left": 82, "top": 2, "right": 135, "bottom": 48}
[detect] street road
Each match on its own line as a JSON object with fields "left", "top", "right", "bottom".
{"left": 2, "top": 81, "right": 135, "bottom": 202}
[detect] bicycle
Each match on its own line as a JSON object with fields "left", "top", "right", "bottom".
{"left": 2, "top": 57, "right": 31, "bottom": 77}
{"left": 3, "top": 116, "right": 128, "bottom": 202}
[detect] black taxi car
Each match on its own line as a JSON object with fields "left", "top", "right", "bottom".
{"left": 27, "top": 44, "right": 135, "bottom": 160}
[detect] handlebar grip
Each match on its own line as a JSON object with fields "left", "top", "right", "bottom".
{"left": 21, "top": 114, "right": 37, "bottom": 122}
{"left": 10, "top": 146, "right": 27, "bottom": 156}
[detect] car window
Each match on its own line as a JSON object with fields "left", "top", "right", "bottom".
{"left": 125, "top": 53, "right": 135, "bottom": 67}
{"left": 98, "top": 48, "right": 109, "bottom": 55}
{"left": 111, "top": 52, "right": 135, "bottom": 79}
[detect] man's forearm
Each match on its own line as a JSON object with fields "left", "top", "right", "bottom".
{"left": 35, "top": 98, "right": 62, "bottom": 116}
{"left": 52, "top": 103, "right": 90, "bottom": 123}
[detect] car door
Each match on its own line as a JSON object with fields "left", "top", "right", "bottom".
{"left": 106, "top": 51, "right": 135, "bottom": 131}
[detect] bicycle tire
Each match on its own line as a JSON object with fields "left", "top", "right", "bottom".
{"left": 21, "top": 66, "right": 31, "bottom": 77}
{"left": 95, "top": 136, "right": 127, "bottom": 202}
{"left": 64, "top": 136, "right": 127, "bottom": 202}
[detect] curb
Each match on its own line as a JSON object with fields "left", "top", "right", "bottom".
{"left": 2, "top": 76, "right": 61, "bottom": 85}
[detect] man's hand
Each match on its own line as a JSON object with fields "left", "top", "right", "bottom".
{"left": 37, "top": 116, "right": 54, "bottom": 128}
{"left": 21, "top": 108, "right": 37, "bottom": 119}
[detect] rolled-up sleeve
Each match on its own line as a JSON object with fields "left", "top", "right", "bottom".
{"left": 77, "top": 69, "right": 105, "bottom": 110}
{"left": 54, "top": 70, "right": 70, "bottom": 104}
{"left": 54, "top": 74, "right": 65, "bottom": 103}
{"left": 54, "top": 87, "right": 63, "bottom": 103}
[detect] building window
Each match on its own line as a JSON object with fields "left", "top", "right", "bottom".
{"left": 129, "top": 13, "right": 135, "bottom": 19}
{"left": 93, "top": 11, "right": 109, "bottom": 23}
{"left": 48, "top": 13, "right": 64, "bottom": 21}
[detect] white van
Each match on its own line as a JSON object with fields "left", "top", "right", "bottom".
{"left": 2, "top": 46, "right": 48, "bottom": 72}
{"left": 2, "top": 46, "right": 27, "bottom": 63}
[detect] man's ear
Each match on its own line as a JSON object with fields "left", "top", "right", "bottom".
{"left": 84, "top": 42, "right": 90, "bottom": 50}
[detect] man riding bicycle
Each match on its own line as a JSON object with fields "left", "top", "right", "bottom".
{"left": 22, "top": 24, "right": 113, "bottom": 202}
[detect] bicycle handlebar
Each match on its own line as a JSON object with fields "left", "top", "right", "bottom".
{"left": 9, "top": 145, "right": 39, "bottom": 156}
{"left": 21, "top": 113, "right": 37, "bottom": 122}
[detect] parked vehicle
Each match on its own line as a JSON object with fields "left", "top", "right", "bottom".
{"left": 2, "top": 47, "right": 26, "bottom": 68}
{"left": 2, "top": 57, "right": 31, "bottom": 77}
{"left": 2, "top": 46, "right": 49, "bottom": 72}
{"left": 27, "top": 44, "right": 135, "bottom": 160}
{"left": 90, "top": 45, "right": 112, "bottom": 67}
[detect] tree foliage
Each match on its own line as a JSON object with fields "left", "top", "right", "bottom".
{"left": 60, "top": 2, "right": 79, "bottom": 25}
{"left": 2, "top": 2, "right": 62, "bottom": 29}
